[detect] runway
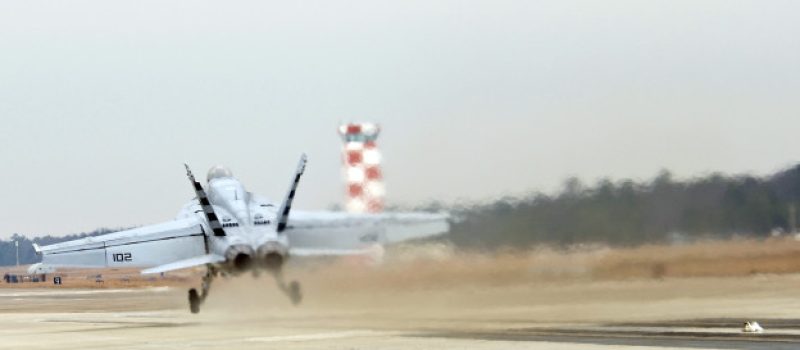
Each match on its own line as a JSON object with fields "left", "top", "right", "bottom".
{"left": 5, "top": 273, "right": 800, "bottom": 349}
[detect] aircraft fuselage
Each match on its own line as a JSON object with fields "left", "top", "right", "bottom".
{"left": 177, "top": 170, "right": 289, "bottom": 274}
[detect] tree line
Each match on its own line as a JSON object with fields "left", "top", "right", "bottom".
{"left": 447, "top": 165, "right": 800, "bottom": 248}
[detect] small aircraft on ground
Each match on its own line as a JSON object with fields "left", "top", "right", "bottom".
{"left": 34, "top": 155, "right": 449, "bottom": 313}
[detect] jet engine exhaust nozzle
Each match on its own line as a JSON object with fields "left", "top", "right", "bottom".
{"left": 257, "top": 242, "right": 288, "bottom": 271}
{"left": 224, "top": 245, "right": 255, "bottom": 272}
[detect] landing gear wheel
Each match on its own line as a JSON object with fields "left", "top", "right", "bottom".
{"left": 188, "top": 288, "right": 201, "bottom": 314}
{"left": 288, "top": 281, "right": 302, "bottom": 306}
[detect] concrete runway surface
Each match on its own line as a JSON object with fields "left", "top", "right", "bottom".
{"left": 5, "top": 274, "right": 800, "bottom": 349}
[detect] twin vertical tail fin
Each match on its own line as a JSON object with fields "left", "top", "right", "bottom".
{"left": 276, "top": 154, "right": 307, "bottom": 233}
{"left": 185, "top": 164, "right": 226, "bottom": 237}
{"left": 183, "top": 154, "right": 306, "bottom": 236}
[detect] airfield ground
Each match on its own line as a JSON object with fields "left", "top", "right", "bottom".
{"left": 4, "top": 239, "right": 800, "bottom": 349}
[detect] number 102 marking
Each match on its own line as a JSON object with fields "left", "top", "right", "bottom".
{"left": 112, "top": 253, "right": 132, "bottom": 262}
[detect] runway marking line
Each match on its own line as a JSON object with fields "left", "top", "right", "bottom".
{"left": 246, "top": 330, "right": 396, "bottom": 343}
{"left": 0, "top": 287, "right": 171, "bottom": 297}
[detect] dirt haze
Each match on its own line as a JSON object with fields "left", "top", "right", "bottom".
{"left": 5, "top": 237, "right": 800, "bottom": 292}
{"left": 6, "top": 239, "right": 800, "bottom": 349}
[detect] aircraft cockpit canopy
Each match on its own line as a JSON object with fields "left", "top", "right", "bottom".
{"left": 207, "top": 165, "right": 233, "bottom": 182}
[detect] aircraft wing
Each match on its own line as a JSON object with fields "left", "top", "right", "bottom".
{"left": 285, "top": 211, "right": 449, "bottom": 255}
{"left": 34, "top": 217, "right": 208, "bottom": 269}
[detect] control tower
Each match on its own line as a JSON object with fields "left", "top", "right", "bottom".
{"left": 338, "top": 122, "right": 385, "bottom": 213}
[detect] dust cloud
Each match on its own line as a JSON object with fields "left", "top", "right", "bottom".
{"left": 196, "top": 238, "right": 800, "bottom": 325}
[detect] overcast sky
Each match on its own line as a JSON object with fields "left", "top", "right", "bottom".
{"left": 1, "top": 1, "right": 799, "bottom": 238}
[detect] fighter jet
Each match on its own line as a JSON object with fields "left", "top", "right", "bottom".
{"left": 33, "top": 155, "right": 449, "bottom": 313}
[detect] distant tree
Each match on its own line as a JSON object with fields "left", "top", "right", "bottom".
{"left": 446, "top": 164, "right": 800, "bottom": 249}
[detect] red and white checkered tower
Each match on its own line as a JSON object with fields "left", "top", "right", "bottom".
{"left": 339, "top": 123, "right": 385, "bottom": 213}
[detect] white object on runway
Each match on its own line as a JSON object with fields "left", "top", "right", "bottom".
{"left": 742, "top": 321, "right": 764, "bottom": 333}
